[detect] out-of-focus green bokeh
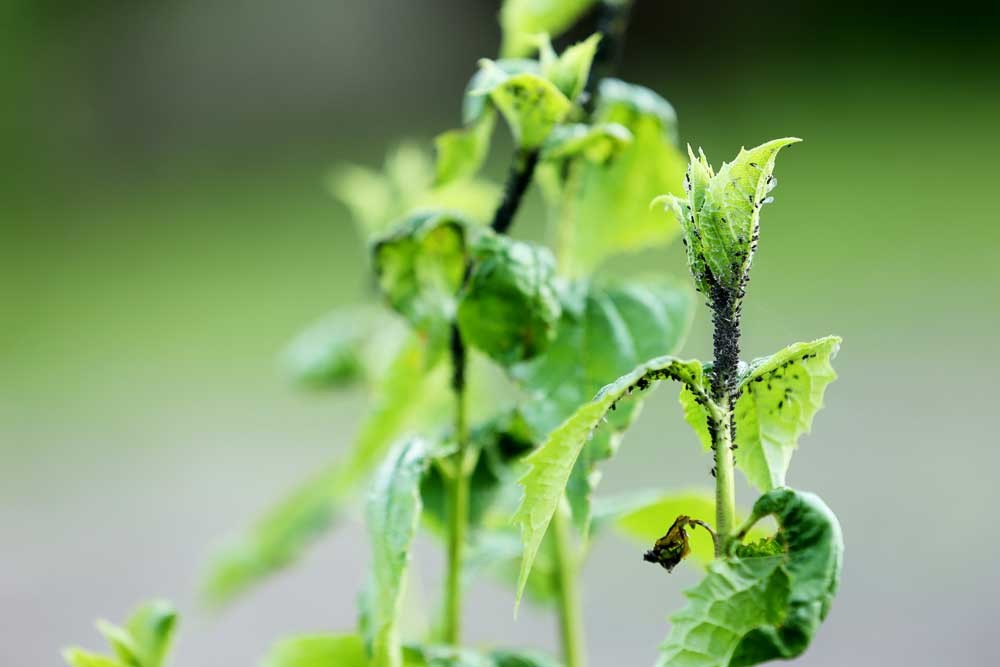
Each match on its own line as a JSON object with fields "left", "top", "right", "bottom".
{"left": 2, "top": 2, "right": 999, "bottom": 665}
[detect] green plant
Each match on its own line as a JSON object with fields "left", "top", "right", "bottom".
{"left": 63, "top": 2, "right": 843, "bottom": 666}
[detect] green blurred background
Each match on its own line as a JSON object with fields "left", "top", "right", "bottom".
{"left": 3, "top": 1, "right": 999, "bottom": 665}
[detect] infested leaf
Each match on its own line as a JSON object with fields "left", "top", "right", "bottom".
{"left": 484, "top": 69, "right": 573, "bottom": 149}
{"left": 203, "top": 335, "right": 447, "bottom": 605}
{"left": 513, "top": 354, "right": 708, "bottom": 610}
{"left": 457, "top": 234, "right": 561, "bottom": 366}
{"left": 555, "top": 79, "right": 687, "bottom": 275}
{"left": 262, "top": 634, "right": 368, "bottom": 667}
{"left": 510, "top": 278, "right": 694, "bottom": 533}
{"left": 365, "top": 438, "right": 432, "bottom": 667}
{"left": 657, "top": 488, "right": 843, "bottom": 667}
{"left": 499, "top": 0, "right": 597, "bottom": 57}
{"left": 734, "top": 336, "right": 841, "bottom": 492}
{"left": 653, "top": 138, "right": 800, "bottom": 296}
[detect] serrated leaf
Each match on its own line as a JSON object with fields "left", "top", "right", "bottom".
{"left": 499, "top": 0, "right": 597, "bottom": 57}
{"left": 203, "top": 335, "right": 446, "bottom": 605}
{"left": 434, "top": 112, "right": 497, "bottom": 187}
{"left": 653, "top": 138, "right": 800, "bottom": 295}
{"left": 657, "top": 488, "right": 843, "bottom": 667}
{"left": 366, "top": 438, "right": 432, "bottom": 667}
{"left": 732, "top": 336, "right": 841, "bottom": 492}
{"left": 63, "top": 600, "right": 177, "bottom": 667}
{"left": 457, "top": 234, "right": 561, "bottom": 366}
{"left": 262, "top": 634, "right": 368, "bottom": 667}
{"left": 373, "top": 212, "right": 472, "bottom": 350}
{"left": 484, "top": 69, "right": 573, "bottom": 149}
{"left": 510, "top": 278, "right": 694, "bottom": 532}
{"left": 540, "top": 122, "right": 632, "bottom": 163}
{"left": 513, "top": 355, "right": 708, "bottom": 610}
{"left": 537, "top": 33, "right": 601, "bottom": 101}
{"left": 556, "top": 79, "right": 687, "bottom": 275}
{"left": 593, "top": 490, "right": 771, "bottom": 567}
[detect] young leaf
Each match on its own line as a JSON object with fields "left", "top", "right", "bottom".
{"left": 555, "top": 79, "right": 687, "bottom": 275}
{"left": 434, "top": 112, "right": 496, "bottom": 187}
{"left": 653, "top": 138, "right": 800, "bottom": 296}
{"left": 373, "top": 212, "right": 472, "bottom": 350}
{"left": 366, "top": 438, "right": 432, "bottom": 667}
{"left": 203, "top": 335, "right": 447, "bottom": 605}
{"left": 499, "top": 0, "right": 597, "bottom": 57}
{"left": 593, "top": 490, "right": 771, "bottom": 567}
{"left": 540, "top": 122, "right": 632, "bottom": 163}
{"left": 63, "top": 600, "right": 177, "bottom": 667}
{"left": 537, "top": 33, "right": 601, "bottom": 101}
{"left": 510, "top": 278, "right": 694, "bottom": 532}
{"left": 463, "top": 59, "right": 540, "bottom": 126}
{"left": 484, "top": 69, "right": 573, "bottom": 149}
{"left": 734, "top": 336, "right": 841, "bottom": 492}
{"left": 262, "top": 634, "right": 368, "bottom": 667}
{"left": 457, "top": 234, "right": 561, "bottom": 365}
{"left": 513, "top": 355, "right": 707, "bottom": 610}
{"left": 657, "top": 488, "right": 843, "bottom": 667}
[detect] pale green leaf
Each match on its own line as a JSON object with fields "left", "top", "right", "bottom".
{"left": 366, "top": 438, "right": 432, "bottom": 667}
{"left": 679, "top": 383, "right": 713, "bottom": 450}
{"left": 556, "top": 79, "right": 687, "bottom": 276}
{"left": 653, "top": 138, "right": 800, "bottom": 296}
{"left": 262, "top": 634, "right": 367, "bottom": 667}
{"left": 733, "top": 337, "right": 841, "bottom": 492}
{"left": 484, "top": 69, "right": 573, "bottom": 149}
{"left": 538, "top": 33, "right": 601, "bottom": 101}
{"left": 540, "top": 122, "right": 632, "bottom": 163}
{"left": 63, "top": 600, "right": 178, "bottom": 667}
{"left": 593, "top": 490, "right": 771, "bottom": 566}
{"left": 510, "top": 278, "right": 694, "bottom": 532}
{"left": 657, "top": 488, "right": 843, "bottom": 667}
{"left": 373, "top": 212, "right": 472, "bottom": 350}
{"left": 499, "top": 0, "right": 597, "bottom": 57}
{"left": 457, "top": 234, "right": 561, "bottom": 366}
{"left": 63, "top": 650, "right": 123, "bottom": 667}
{"left": 513, "top": 355, "right": 707, "bottom": 610}
{"left": 463, "top": 60, "right": 539, "bottom": 126}
{"left": 434, "top": 112, "right": 496, "bottom": 187}
{"left": 203, "top": 335, "right": 447, "bottom": 605}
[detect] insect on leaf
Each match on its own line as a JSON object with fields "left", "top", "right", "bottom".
{"left": 485, "top": 70, "right": 573, "bottom": 149}
{"left": 513, "top": 355, "right": 707, "bottom": 611}
{"left": 657, "top": 488, "right": 843, "bottom": 667}
{"left": 733, "top": 336, "right": 841, "bottom": 492}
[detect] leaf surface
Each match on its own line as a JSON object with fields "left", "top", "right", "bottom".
{"left": 499, "top": 0, "right": 597, "bottom": 57}
{"left": 513, "top": 354, "right": 707, "bottom": 609}
{"left": 63, "top": 600, "right": 177, "bottom": 667}
{"left": 262, "top": 634, "right": 368, "bottom": 667}
{"left": 657, "top": 488, "right": 843, "bottom": 667}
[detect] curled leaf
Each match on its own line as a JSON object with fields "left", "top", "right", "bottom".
{"left": 642, "top": 515, "right": 697, "bottom": 572}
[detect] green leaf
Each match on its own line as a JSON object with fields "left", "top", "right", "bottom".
{"left": 510, "top": 278, "right": 694, "bottom": 532}
{"left": 657, "top": 488, "right": 843, "bottom": 667}
{"left": 280, "top": 307, "right": 379, "bottom": 390}
{"left": 404, "top": 644, "right": 561, "bottom": 667}
{"left": 463, "top": 60, "right": 539, "bottom": 126}
{"left": 540, "top": 122, "right": 632, "bottom": 163}
{"left": 476, "top": 64, "right": 572, "bottom": 149}
{"left": 203, "top": 335, "right": 447, "bottom": 605}
{"left": 262, "top": 634, "right": 368, "bottom": 667}
{"left": 366, "top": 438, "right": 432, "bottom": 667}
{"left": 457, "top": 234, "right": 561, "bottom": 366}
{"left": 537, "top": 33, "right": 601, "bottom": 101}
{"left": 499, "top": 0, "right": 597, "bottom": 57}
{"left": 593, "top": 490, "right": 772, "bottom": 566}
{"left": 555, "top": 79, "right": 687, "bottom": 275}
{"left": 653, "top": 138, "right": 800, "bottom": 296}
{"left": 733, "top": 336, "right": 841, "bottom": 492}
{"left": 434, "top": 112, "right": 496, "bottom": 187}
{"left": 513, "top": 354, "right": 707, "bottom": 610}
{"left": 463, "top": 528, "right": 560, "bottom": 607}
{"left": 63, "top": 600, "right": 177, "bottom": 667}
{"left": 373, "top": 212, "right": 472, "bottom": 350}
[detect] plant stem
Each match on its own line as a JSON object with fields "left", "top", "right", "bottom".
{"left": 443, "top": 323, "right": 469, "bottom": 645}
{"left": 709, "top": 284, "right": 741, "bottom": 554}
{"left": 491, "top": 148, "right": 540, "bottom": 234}
{"left": 551, "top": 507, "right": 586, "bottom": 667}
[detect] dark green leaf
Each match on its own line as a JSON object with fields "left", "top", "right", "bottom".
{"left": 657, "top": 488, "right": 843, "bottom": 667}
{"left": 262, "top": 634, "right": 368, "bottom": 667}
{"left": 513, "top": 354, "right": 708, "bottom": 609}
{"left": 366, "top": 438, "right": 432, "bottom": 667}
{"left": 457, "top": 235, "right": 561, "bottom": 366}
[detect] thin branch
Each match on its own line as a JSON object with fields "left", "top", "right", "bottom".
{"left": 490, "top": 148, "right": 540, "bottom": 234}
